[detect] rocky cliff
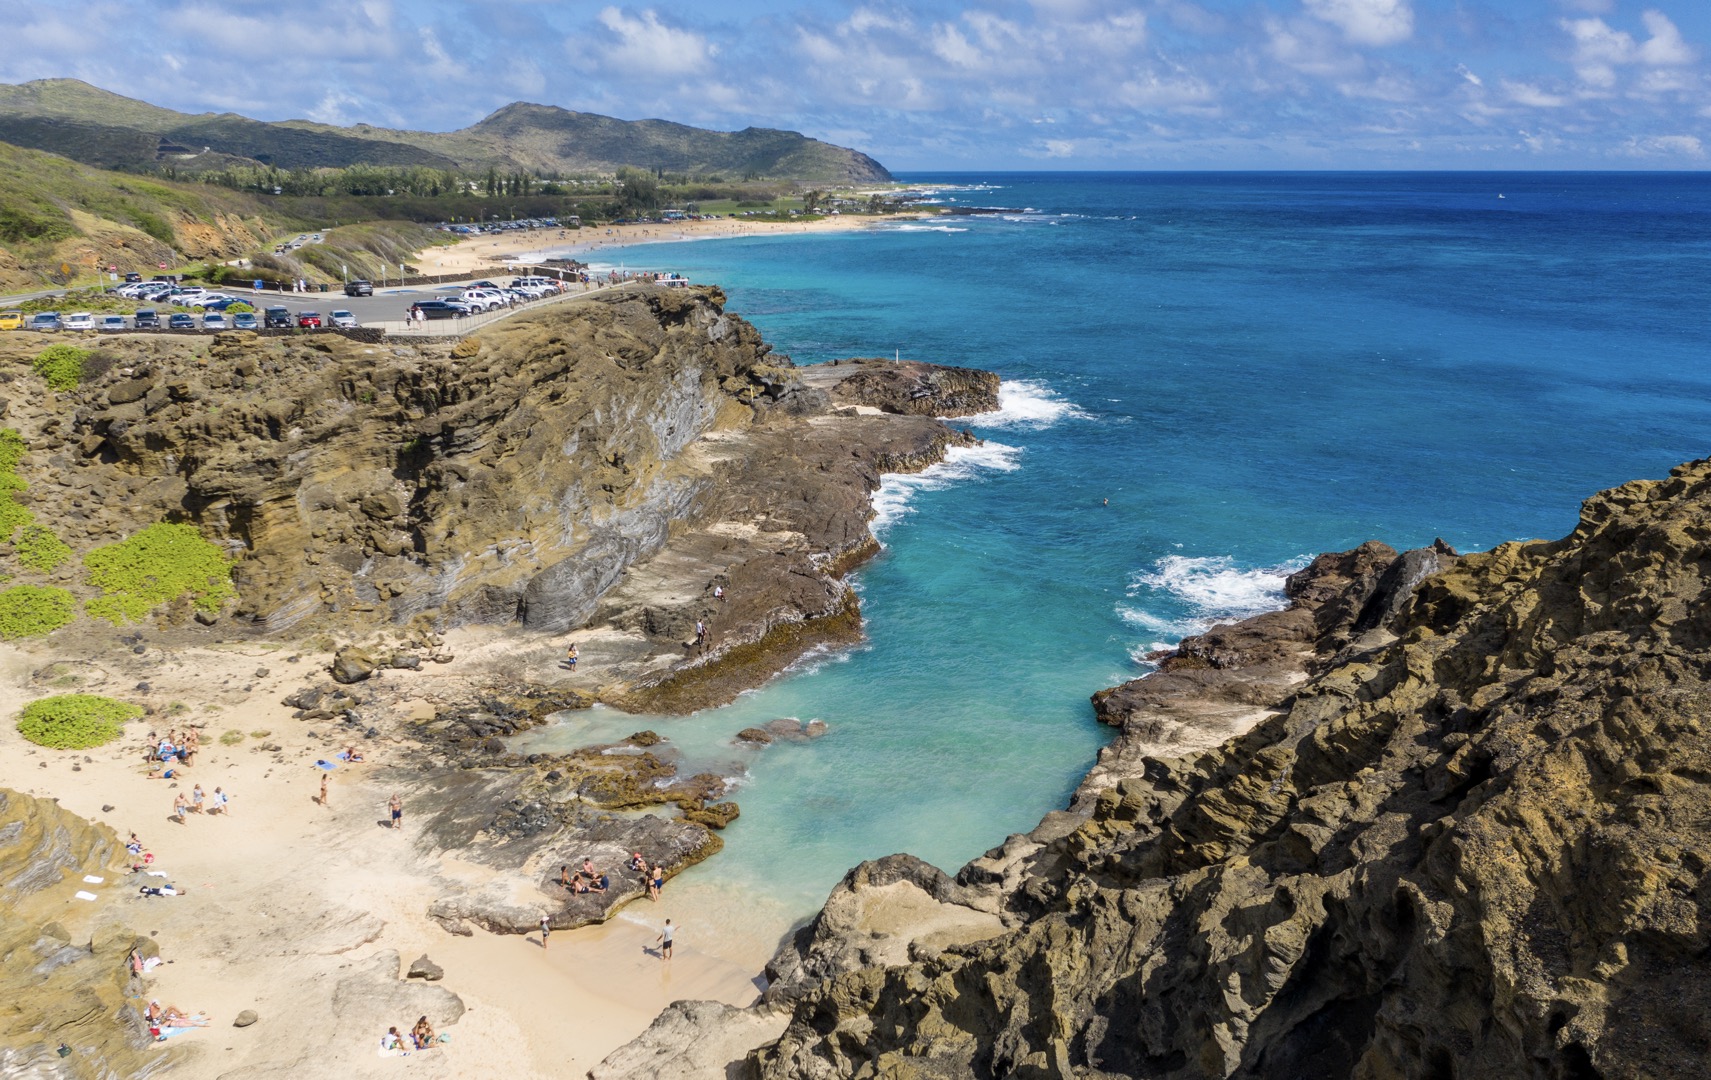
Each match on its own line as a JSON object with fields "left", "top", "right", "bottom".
{"left": 0, "top": 788, "right": 163, "bottom": 1078}
{"left": 0, "top": 286, "right": 988, "bottom": 705}
{"left": 606, "top": 460, "right": 1711, "bottom": 1079}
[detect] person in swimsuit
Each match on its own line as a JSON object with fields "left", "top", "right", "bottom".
{"left": 190, "top": 785, "right": 205, "bottom": 813}
{"left": 389, "top": 793, "right": 402, "bottom": 829}
{"left": 319, "top": 773, "right": 329, "bottom": 808}
{"left": 172, "top": 793, "right": 188, "bottom": 822}
{"left": 566, "top": 642, "right": 578, "bottom": 670}
{"left": 650, "top": 864, "right": 664, "bottom": 901}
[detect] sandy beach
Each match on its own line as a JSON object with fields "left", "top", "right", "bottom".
{"left": 0, "top": 626, "right": 778, "bottom": 1078}
{"left": 413, "top": 213, "right": 895, "bottom": 278}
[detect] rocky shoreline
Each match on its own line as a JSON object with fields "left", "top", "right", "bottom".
{"left": 593, "top": 462, "right": 1711, "bottom": 1079}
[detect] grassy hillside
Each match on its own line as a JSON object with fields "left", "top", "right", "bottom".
{"left": 0, "top": 79, "right": 891, "bottom": 183}
{"left": 0, "top": 142, "right": 293, "bottom": 290}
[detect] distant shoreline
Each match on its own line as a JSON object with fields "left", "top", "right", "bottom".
{"left": 410, "top": 212, "right": 930, "bottom": 277}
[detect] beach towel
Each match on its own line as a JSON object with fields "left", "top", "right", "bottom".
{"left": 83, "top": 875, "right": 104, "bottom": 884}
{"left": 315, "top": 760, "right": 337, "bottom": 770}
{"left": 74, "top": 890, "right": 98, "bottom": 901}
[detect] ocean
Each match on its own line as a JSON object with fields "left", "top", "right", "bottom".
{"left": 518, "top": 172, "right": 1711, "bottom": 962}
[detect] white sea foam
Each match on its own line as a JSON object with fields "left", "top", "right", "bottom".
{"left": 870, "top": 441, "right": 1021, "bottom": 534}
{"left": 891, "top": 224, "right": 969, "bottom": 233}
{"left": 959, "top": 379, "right": 1092, "bottom": 430}
{"left": 1117, "top": 554, "right": 1310, "bottom": 661}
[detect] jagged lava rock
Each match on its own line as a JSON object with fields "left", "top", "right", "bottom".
{"left": 735, "top": 460, "right": 1711, "bottom": 1079}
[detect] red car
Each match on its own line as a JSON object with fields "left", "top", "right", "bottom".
{"left": 296, "top": 311, "right": 323, "bottom": 328}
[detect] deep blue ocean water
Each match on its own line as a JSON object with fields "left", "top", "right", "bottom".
{"left": 521, "top": 172, "right": 1711, "bottom": 958}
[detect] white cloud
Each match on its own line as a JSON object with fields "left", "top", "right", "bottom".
{"left": 1622, "top": 133, "right": 1706, "bottom": 158}
{"left": 1302, "top": 0, "right": 1413, "bottom": 47}
{"left": 595, "top": 8, "right": 716, "bottom": 77}
{"left": 1503, "top": 80, "right": 1569, "bottom": 107}
{"left": 1457, "top": 64, "right": 1482, "bottom": 87}
{"left": 1562, "top": 10, "right": 1696, "bottom": 89}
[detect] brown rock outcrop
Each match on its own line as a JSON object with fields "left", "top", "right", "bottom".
{"left": 715, "top": 461, "right": 1711, "bottom": 1079}
{"left": 800, "top": 357, "right": 1001, "bottom": 417}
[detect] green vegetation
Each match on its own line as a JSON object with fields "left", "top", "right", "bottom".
{"left": 0, "top": 584, "right": 76, "bottom": 638}
{"left": 83, "top": 522, "right": 235, "bottom": 624}
{"left": 219, "top": 729, "right": 244, "bottom": 746}
{"left": 0, "top": 428, "right": 31, "bottom": 542}
{"left": 32, "top": 343, "right": 89, "bottom": 391}
{"left": 17, "top": 693, "right": 143, "bottom": 749}
{"left": 15, "top": 524, "right": 72, "bottom": 572}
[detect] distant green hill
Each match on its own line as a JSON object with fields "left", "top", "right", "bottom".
{"left": 0, "top": 79, "right": 891, "bottom": 183}
{"left": 0, "top": 140, "right": 291, "bottom": 290}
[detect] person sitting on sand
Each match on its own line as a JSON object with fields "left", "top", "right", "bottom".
{"left": 127, "top": 833, "right": 144, "bottom": 857}
{"left": 411, "top": 1016, "right": 436, "bottom": 1049}
{"left": 341, "top": 745, "right": 364, "bottom": 763}
{"left": 381, "top": 1026, "right": 407, "bottom": 1052}
{"left": 580, "top": 857, "right": 596, "bottom": 880}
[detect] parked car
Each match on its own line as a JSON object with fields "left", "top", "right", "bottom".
{"left": 296, "top": 311, "right": 323, "bottom": 328}
{"left": 29, "top": 312, "right": 62, "bottom": 331}
{"left": 64, "top": 312, "right": 95, "bottom": 330}
{"left": 202, "top": 313, "right": 228, "bottom": 330}
{"left": 232, "top": 312, "right": 259, "bottom": 330}
{"left": 133, "top": 310, "right": 161, "bottom": 329}
{"left": 198, "top": 296, "right": 243, "bottom": 311}
{"left": 123, "top": 272, "right": 142, "bottom": 283}
{"left": 168, "top": 313, "right": 196, "bottom": 329}
{"left": 0, "top": 311, "right": 22, "bottom": 331}
{"left": 100, "top": 315, "right": 128, "bottom": 332}
{"left": 411, "top": 300, "right": 470, "bottom": 320}
{"left": 344, "top": 280, "right": 373, "bottom": 297}
{"left": 329, "top": 310, "right": 358, "bottom": 328}
{"left": 263, "top": 306, "right": 293, "bottom": 328}
{"left": 458, "top": 289, "right": 505, "bottom": 312}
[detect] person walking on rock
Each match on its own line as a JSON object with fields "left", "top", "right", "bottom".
{"left": 694, "top": 620, "right": 707, "bottom": 652}
{"left": 566, "top": 642, "right": 578, "bottom": 671}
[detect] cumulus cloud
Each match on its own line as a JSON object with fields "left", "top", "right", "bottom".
{"left": 1562, "top": 10, "right": 1696, "bottom": 89}
{"left": 593, "top": 7, "right": 716, "bottom": 77}
{"left": 1302, "top": 0, "right": 1414, "bottom": 47}
{"left": 1502, "top": 81, "right": 1570, "bottom": 108}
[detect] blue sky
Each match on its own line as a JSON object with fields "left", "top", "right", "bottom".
{"left": 3, "top": 0, "right": 1708, "bottom": 169}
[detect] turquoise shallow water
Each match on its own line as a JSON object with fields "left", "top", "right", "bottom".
{"left": 520, "top": 172, "right": 1711, "bottom": 958}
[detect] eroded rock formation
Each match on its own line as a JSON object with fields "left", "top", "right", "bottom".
{"left": 605, "top": 461, "right": 1711, "bottom": 1079}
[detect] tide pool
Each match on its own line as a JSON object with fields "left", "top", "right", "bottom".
{"left": 524, "top": 172, "right": 1711, "bottom": 960}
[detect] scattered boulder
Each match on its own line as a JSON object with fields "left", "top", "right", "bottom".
{"left": 331, "top": 648, "right": 378, "bottom": 684}
{"left": 233, "top": 1009, "right": 259, "bottom": 1028}
{"left": 406, "top": 955, "right": 444, "bottom": 982}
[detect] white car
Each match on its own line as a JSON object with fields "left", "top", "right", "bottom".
{"left": 64, "top": 312, "right": 95, "bottom": 330}
{"left": 99, "top": 315, "right": 128, "bottom": 332}
{"left": 459, "top": 289, "right": 506, "bottom": 312}
{"left": 188, "top": 293, "right": 233, "bottom": 308}
{"left": 329, "top": 310, "right": 358, "bottom": 328}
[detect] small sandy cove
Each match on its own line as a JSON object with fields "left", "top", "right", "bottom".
{"left": 0, "top": 626, "right": 776, "bottom": 1079}
{"left": 414, "top": 213, "right": 891, "bottom": 277}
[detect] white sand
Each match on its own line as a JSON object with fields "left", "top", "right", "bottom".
{"left": 0, "top": 633, "right": 769, "bottom": 1077}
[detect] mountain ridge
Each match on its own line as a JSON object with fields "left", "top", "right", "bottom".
{"left": 0, "top": 79, "right": 891, "bottom": 182}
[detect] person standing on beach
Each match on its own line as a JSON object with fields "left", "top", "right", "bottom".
{"left": 389, "top": 793, "right": 403, "bottom": 829}
{"left": 319, "top": 772, "right": 329, "bottom": 808}
{"left": 539, "top": 915, "right": 551, "bottom": 950}
{"left": 172, "top": 793, "right": 188, "bottom": 822}
{"left": 566, "top": 642, "right": 578, "bottom": 670}
{"left": 656, "top": 919, "right": 673, "bottom": 960}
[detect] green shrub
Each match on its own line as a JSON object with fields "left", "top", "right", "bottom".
{"left": 32, "top": 344, "right": 90, "bottom": 391}
{"left": 84, "top": 523, "right": 236, "bottom": 623}
{"left": 16, "top": 693, "right": 142, "bottom": 749}
{"left": 226, "top": 301, "right": 255, "bottom": 314}
{"left": 14, "top": 524, "right": 71, "bottom": 572}
{"left": 219, "top": 729, "right": 243, "bottom": 745}
{"left": 0, "top": 429, "right": 24, "bottom": 475}
{"left": 0, "top": 584, "right": 76, "bottom": 638}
